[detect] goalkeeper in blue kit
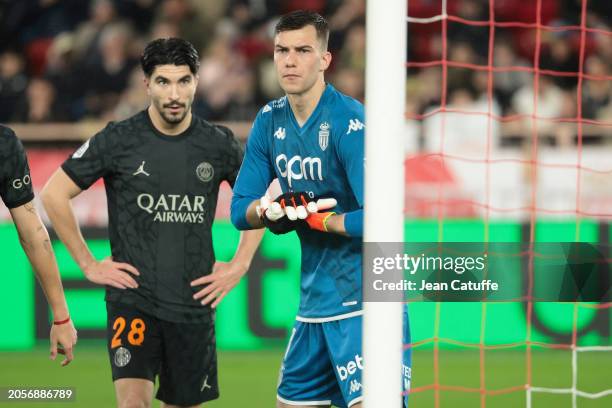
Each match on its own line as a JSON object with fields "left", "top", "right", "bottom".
{"left": 230, "top": 10, "right": 411, "bottom": 407}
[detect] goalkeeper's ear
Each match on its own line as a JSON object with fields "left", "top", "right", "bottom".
{"left": 320, "top": 50, "right": 332, "bottom": 72}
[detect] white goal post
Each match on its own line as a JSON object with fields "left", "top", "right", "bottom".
{"left": 363, "top": 0, "right": 407, "bottom": 406}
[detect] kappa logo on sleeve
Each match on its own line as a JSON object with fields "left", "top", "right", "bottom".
{"left": 274, "top": 127, "right": 286, "bottom": 140}
{"left": 346, "top": 119, "right": 365, "bottom": 135}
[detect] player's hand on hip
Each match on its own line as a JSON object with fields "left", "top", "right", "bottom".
{"left": 50, "top": 319, "right": 77, "bottom": 367}
{"left": 190, "top": 261, "right": 248, "bottom": 308}
{"left": 82, "top": 257, "right": 140, "bottom": 289}
{"left": 257, "top": 192, "right": 337, "bottom": 234}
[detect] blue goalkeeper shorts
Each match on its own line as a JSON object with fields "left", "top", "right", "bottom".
{"left": 277, "top": 309, "right": 411, "bottom": 407}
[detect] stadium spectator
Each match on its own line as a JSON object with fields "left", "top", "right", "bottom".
{"left": 105, "top": 67, "right": 148, "bottom": 121}
{"left": 332, "top": 67, "right": 364, "bottom": 101}
{"left": 327, "top": 0, "right": 366, "bottom": 52}
{"left": 582, "top": 54, "right": 611, "bottom": 120}
{"left": 226, "top": 0, "right": 280, "bottom": 32}
{"left": 12, "top": 77, "right": 67, "bottom": 123}
{"left": 44, "top": 33, "right": 86, "bottom": 121}
{"left": 446, "top": 41, "right": 481, "bottom": 97}
{"left": 0, "top": 50, "right": 28, "bottom": 122}
{"left": 148, "top": 19, "right": 180, "bottom": 41}
{"left": 511, "top": 75, "right": 575, "bottom": 145}
{"left": 493, "top": 36, "right": 531, "bottom": 114}
{"left": 539, "top": 32, "right": 580, "bottom": 90}
{"left": 154, "top": 0, "right": 210, "bottom": 53}
{"left": 83, "top": 23, "right": 137, "bottom": 117}
{"left": 71, "top": 0, "right": 119, "bottom": 68}
{"left": 196, "top": 36, "right": 238, "bottom": 119}
{"left": 423, "top": 85, "right": 501, "bottom": 157}
{"left": 448, "top": 0, "right": 490, "bottom": 58}
{"left": 336, "top": 22, "right": 366, "bottom": 73}
{"left": 410, "top": 67, "right": 443, "bottom": 115}
{"left": 113, "top": 0, "right": 160, "bottom": 34}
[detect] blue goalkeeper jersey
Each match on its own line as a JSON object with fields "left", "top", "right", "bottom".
{"left": 231, "top": 84, "right": 365, "bottom": 321}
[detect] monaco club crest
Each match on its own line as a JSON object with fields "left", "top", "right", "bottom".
{"left": 319, "top": 122, "right": 330, "bottom": 151}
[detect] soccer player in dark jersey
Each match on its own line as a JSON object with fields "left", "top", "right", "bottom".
{"left": 41, "top": 38, "right": 263, "bottom": 407}
{"left": 0, "top": 125, "right": 77, "bottom": 366}
{"left": 230, "top": 11, "right": 411, "bottom": 408}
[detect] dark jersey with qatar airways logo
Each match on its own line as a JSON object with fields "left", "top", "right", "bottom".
{"left": 0, "top": 125, "right": 35, "bottom": 209}
{"left": 62, "top": 110, "right": 244, "bottom": 323}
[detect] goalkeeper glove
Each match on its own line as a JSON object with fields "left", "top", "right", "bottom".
{"left": 305, "top": 211, "right": 336, "bottom": 232}
{"left": 256, "top": 192, "right": 337, "bottom": 234}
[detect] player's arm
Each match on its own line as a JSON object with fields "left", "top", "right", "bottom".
{"left": 317, "top": 212, "right": 349, "bottom": 235}
{"left": 190, "top": 228, "right": 264, "bottom": 308}
{"left": 230, "top": 113, "right": 275, "bottom": 230}
{"left": 0, "top": 127, "right": 77, "bottom": 366}
{"left": 191, "top": 124, "right": 266, "bottom": 307}
{"left": 41, "top": 169, "right": 139, "bottom": 289}
{"left": 317, "top": 114, "right": 365, "bottom": 237}
{"left": 10, "top": 201, "right": 77, "bottom": 366}
{"left": 41, "top": 146, "right": 139, "bottom": 289}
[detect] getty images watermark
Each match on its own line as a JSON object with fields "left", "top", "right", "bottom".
{"left": 363, "top": 243, "right": 612, "bottom": 302}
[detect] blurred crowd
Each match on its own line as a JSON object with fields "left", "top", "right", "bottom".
{"left": 0, "top": 0, "right": 366, "bottom": 124}
{"left": 409, "top": 0, "right": 612, "bottom": 149}
{"left": 1, "top": 0, "right": 611, "bottom": 148}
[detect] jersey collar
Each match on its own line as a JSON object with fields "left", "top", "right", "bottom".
{"left": 144, "top": 109, "right": 196, "bottom": 142}
{"left": 286, "top": 83, "right": 333, "bottom": 135}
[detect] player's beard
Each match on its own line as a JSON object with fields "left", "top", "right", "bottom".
{"left": 154, "top": 99, "right": 190, "bottom": 125}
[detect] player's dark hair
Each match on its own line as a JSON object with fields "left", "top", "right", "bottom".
{"left": 140, "top": 38, "right": 200, "bottom": 77}
{"left": 275, "top": 10, "right": 329, "bottom": 50}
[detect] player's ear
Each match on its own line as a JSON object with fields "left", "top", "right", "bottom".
{"left": 321, "top": 51, "right": 332, "bottom": 72}
{"left": 143, "top": 75, "right": 151, "bottom": 96}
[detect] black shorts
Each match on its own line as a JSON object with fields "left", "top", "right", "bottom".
{"left": 106, "top": 301, "right": 219, "bottom": 406}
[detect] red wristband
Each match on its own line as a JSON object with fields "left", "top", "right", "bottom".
{"left": 53, "top": 316, "right": 71, "bottom": 325}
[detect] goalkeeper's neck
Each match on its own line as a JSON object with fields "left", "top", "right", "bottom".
{"left": 286, "top": 78, "right": 327, "bottom": 127}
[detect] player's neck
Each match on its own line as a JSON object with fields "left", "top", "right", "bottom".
{"left": 147, "top": 105, "right": 192, "bottom": 136}
{"left": 286, "top": 80, "right": 326, "bottom": 127}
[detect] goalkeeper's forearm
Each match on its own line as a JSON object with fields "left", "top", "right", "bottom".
{"left": 321, "top": 213, "right": 347, "bottom": 236}
{"left": 331, "top": 209, "right": 362, "bottom": 237}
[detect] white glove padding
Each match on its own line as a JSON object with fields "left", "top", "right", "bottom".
{"left": 257, "top": 194, "right": 337, "bottom": 222}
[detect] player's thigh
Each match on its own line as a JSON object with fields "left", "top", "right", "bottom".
{"left": 322, "top": 316, "right": 364, "bottom": 407}
{"left": 114, "top": 378, "right": 155, "bottom": 408}
{"left": 156, "top": 319, "right": 218, "bottom": 406}
{"left": 106, "top": 302, "right": 162, "bottom": 382}
{"left": 278, "top": 322, "right": 343, "bottom": 407}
